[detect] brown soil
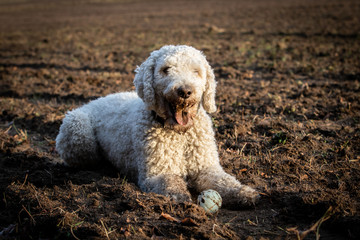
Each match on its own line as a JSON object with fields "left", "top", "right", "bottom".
{"left": 0, "top": 0, "right": 359, "bottom": 239}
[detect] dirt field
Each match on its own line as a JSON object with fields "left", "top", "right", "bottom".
{"left": 1, "top": 0, "right": 359, "bottom": 239}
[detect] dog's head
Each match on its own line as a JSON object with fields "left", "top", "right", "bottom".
{"left": 134, "top": 45, "right": 216, "bottom": 132}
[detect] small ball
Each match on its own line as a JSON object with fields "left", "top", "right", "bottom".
{"left": 197, "top": 189, "right": 222, "bottom": 214}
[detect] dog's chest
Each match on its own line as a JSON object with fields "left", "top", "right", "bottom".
{"left": 144, "top": 127, "right": 202, "bottom": 175}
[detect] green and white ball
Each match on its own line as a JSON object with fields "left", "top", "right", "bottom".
{"left": 197, "top": 189, "right": 222, "bottom": 214}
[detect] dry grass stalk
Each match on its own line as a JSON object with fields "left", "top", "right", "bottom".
{"left": 287, "top": 206, "right": 336, "bottom": 240}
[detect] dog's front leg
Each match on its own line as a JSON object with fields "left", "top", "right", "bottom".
{"left": 140, "top": 174, "right": 192, "bottom": 202}
{"left": 194, "top": 165, "right": 259, "bottom": 208}
{"left": 133, "top": 125, "right": 193, "bottom": 202}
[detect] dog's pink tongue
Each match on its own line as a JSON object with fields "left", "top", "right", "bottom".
{"left": 174, "top": 111, "right": 188, "bottom": 126}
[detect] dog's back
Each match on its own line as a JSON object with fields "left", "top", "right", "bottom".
{"left": 56, "top": 92, "right": 142, "bottom": 171}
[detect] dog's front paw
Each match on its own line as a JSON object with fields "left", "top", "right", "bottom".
{"left": 222, "top": 185, "right": 260, "bottom": 208}
{"left": 237, "top": 185, "right": 260, "bottom": 206}
{"left": 168, "top": 192, "right": 192, "bottom": 203}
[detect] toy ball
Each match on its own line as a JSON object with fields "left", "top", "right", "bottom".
{"left": 197, "top": 189, "right": 222, "bottom": 214}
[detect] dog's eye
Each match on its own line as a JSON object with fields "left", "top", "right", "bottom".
{"left": 161, "top": 67, "right": 170, "bottom": 75}
{"left": 194, "top": 69, "right": 201, "bottom": 77}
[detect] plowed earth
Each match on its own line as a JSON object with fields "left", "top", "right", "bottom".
{"left": 0, "top": 0, "right": 359, "bottom": 239}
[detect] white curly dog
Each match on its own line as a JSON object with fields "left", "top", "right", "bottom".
{"left": 56, "top": 45, "right": 259, "bottom": 207}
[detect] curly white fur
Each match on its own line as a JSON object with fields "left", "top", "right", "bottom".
{"left": 56, "top": 45, "right": 259, "bottom": 207}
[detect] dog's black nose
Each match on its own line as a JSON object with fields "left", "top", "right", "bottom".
{"left": 177, "top": 86, "right": 193, "bottom": 99}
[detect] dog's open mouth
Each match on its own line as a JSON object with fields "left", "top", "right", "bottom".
{"left": 170, "top": 103, "right": 191, "bottom": 126}
{"left": 160, "top": 97, "right": 198, "bottom": 131}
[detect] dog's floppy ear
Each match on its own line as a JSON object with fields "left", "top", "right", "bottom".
{"left": 202, "top": 61, "right": 217, "bottom": 113}
{"left": 134, "top": 54, "right": 157, "bottom": 110}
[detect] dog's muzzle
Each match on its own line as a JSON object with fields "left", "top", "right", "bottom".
{"left": 155, "top": 85, "right": 199, "bottom": 132}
